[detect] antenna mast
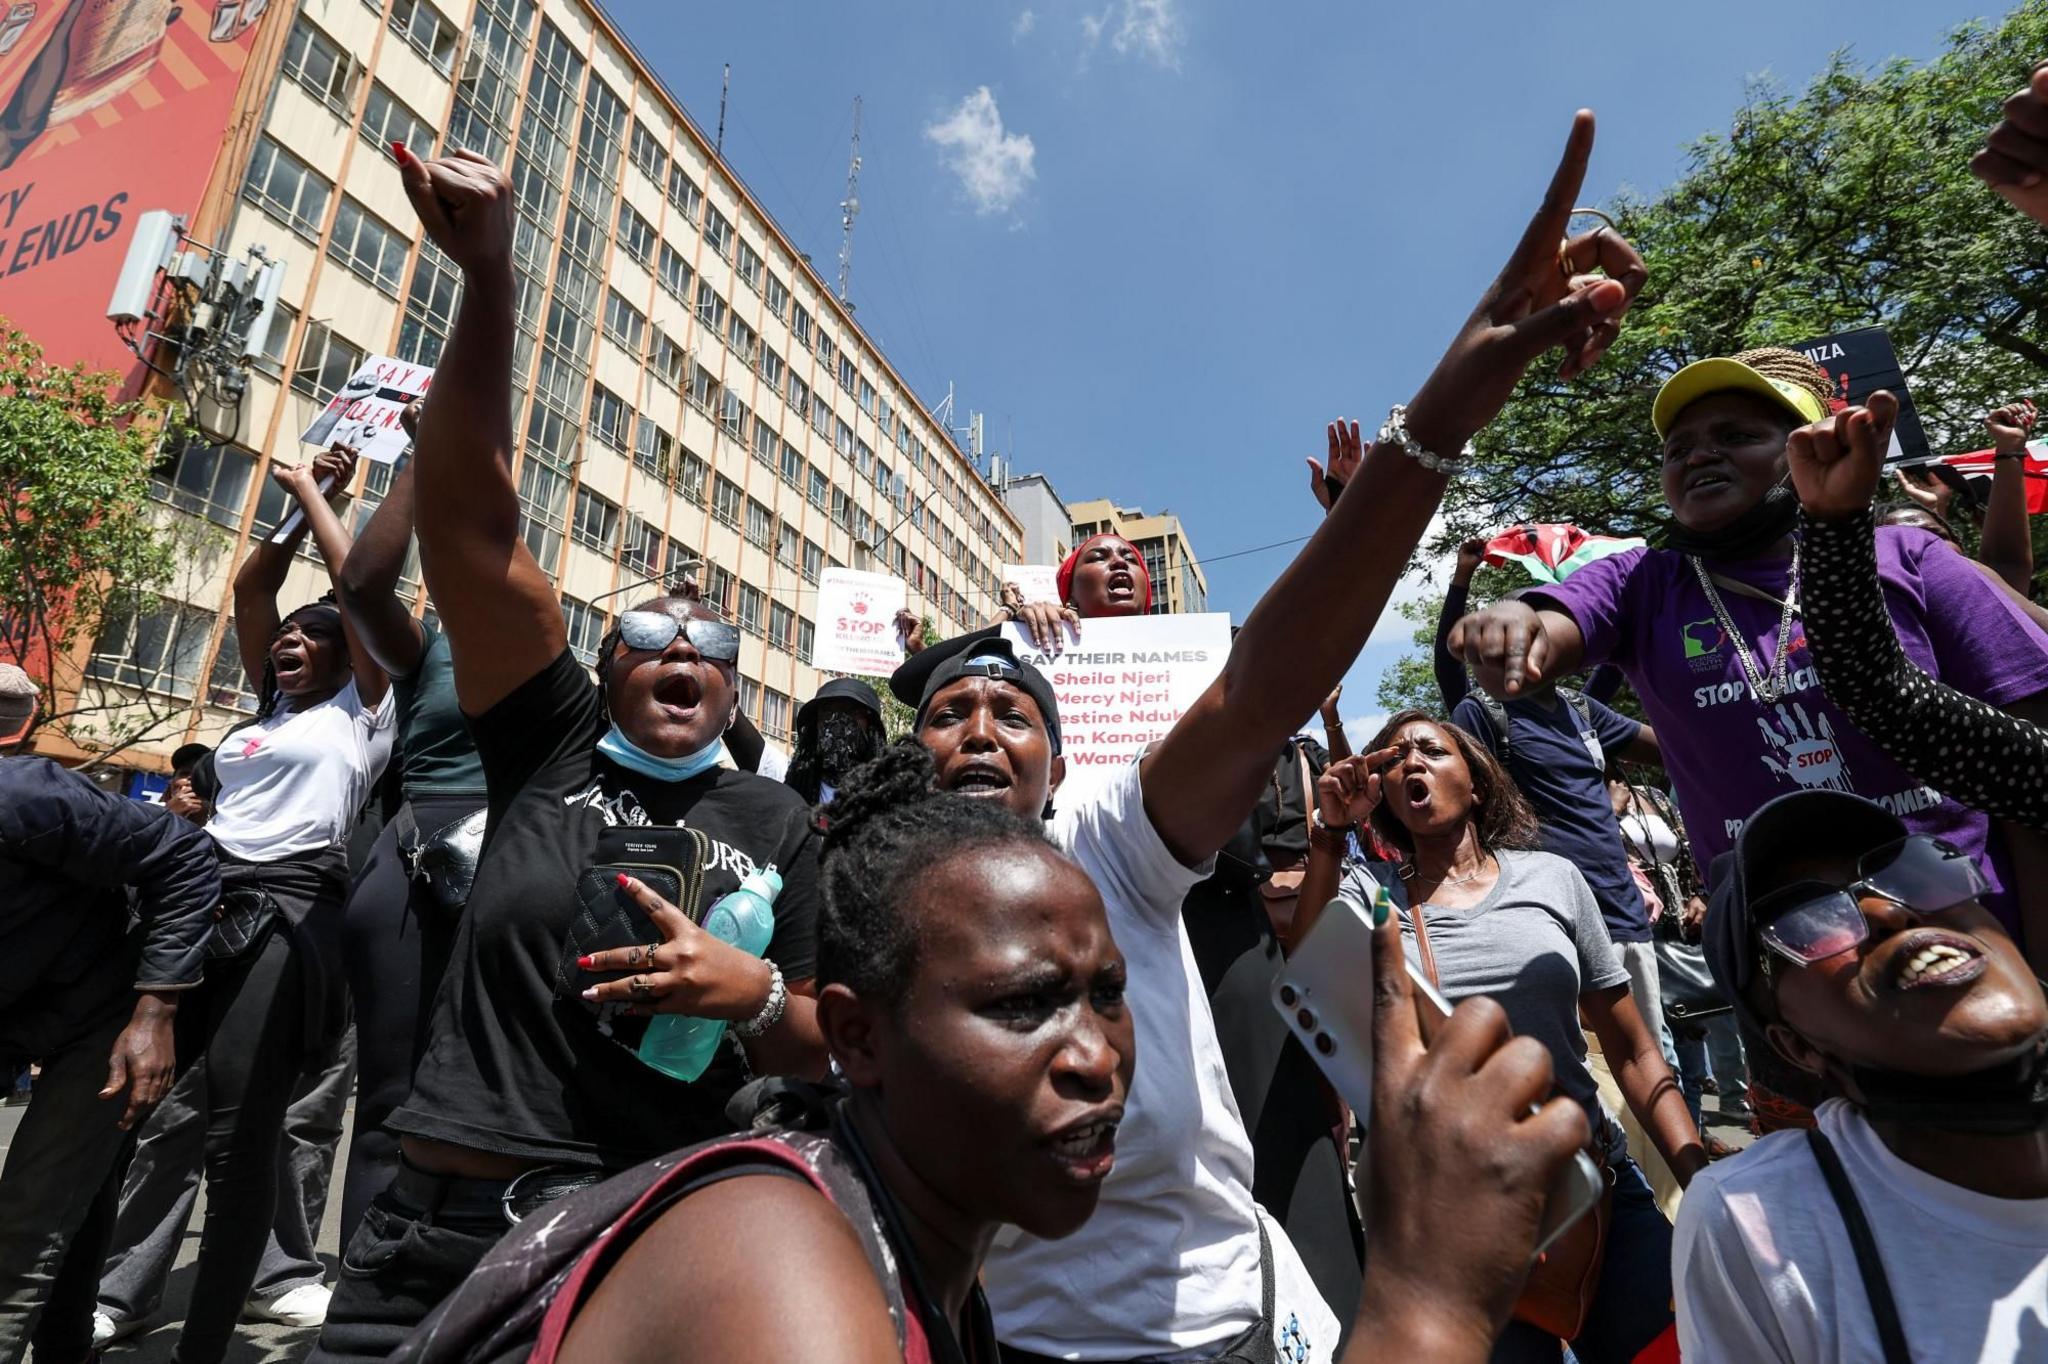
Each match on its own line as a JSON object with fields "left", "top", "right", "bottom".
{"left": 716, "top": 64, "right": 730, "bottom": 153}
{"left": 838, "top": 95, "right": 862, "bottom": 304}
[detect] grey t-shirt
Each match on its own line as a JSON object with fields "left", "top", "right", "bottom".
{"left": 1335, "top": 849, "right": 1629, "bottom": 1140}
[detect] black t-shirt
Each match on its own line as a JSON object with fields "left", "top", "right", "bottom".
{"left": 391, "top": 650, "right": 821, "bottom": 1168}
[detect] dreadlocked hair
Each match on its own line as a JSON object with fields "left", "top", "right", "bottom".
{"left": 815, "top": 739, "right": 1052, "bottom": 1009}
{"left": 1731, "top": 347, "right": 1837, "bottom": 415}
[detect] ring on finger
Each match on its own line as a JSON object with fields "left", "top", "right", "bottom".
{"left": 640, "top": 942, "right": 661, "bottom": 968}
{"left": 630, "top": 976, "right": 654, "bottom": 999}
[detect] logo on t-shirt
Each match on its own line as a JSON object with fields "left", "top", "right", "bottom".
{"left": 1682, "top": 617, "right": 1727, "bottom": 672}
{"left": 1757, "top": 700, "right": 1853, "bottom": 793}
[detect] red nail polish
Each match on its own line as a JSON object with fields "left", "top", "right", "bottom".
{"left": 576, "top": 955, "right": 593, "bottom": 969}
{"left": 390, "top": 140, "right": 407, "bottom": 161}
{"left": 616, "top": 872, "right": 631, "bottom": 888}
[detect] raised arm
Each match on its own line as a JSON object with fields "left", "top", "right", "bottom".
{"left": 393, "top": 145, "right": 565, "bottom": 714}
{"left": 334, "top": 402, "right": 430, "bottom": 680}
{"left": 1979, "top": 401, "right": 2037, "bottom": 596}
{"left": 231, "top": 466, "right": 318, "bottom": 686}
{"left": 1145, "top": 111, "right": 1644, "bottom": 864}
{"left": 272, "top": 449, "right": 389, "bottom": 705}
{"left": 1319, "top": 686, "right": 1352, "bottom": 761}
{"left": 1434, "top": 540, "right": 1488, "bottom": 711}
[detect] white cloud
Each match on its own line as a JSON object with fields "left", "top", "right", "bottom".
{"left": 1080, "top": 0, "right": 1184, "bottom": 70}
{"left": 1012, "top": 9, "right": 1036, "bottom": 39}
{"left": 925, "top": 87, "right": 1037, "bottom": 216}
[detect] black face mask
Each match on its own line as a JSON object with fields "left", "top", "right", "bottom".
{"left": 1663, "top": 482, "right": 1801, "bottom": 561}
{"left": 815, "top": 712, "right": 881, "bottom": 785}
{"left": 1829, "top": 1038, "right": 2048, "bottom": 1135}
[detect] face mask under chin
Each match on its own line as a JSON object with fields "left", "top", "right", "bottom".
{"left": 1664, "top": 481, "right": 1801, "bottom": 560}
{"left": 1826, "top": 1038, "right": 2048, "bottom": 1135}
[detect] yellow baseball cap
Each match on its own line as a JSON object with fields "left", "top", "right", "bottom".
{"left": 1651, "top": 357, "right": 1830, "bottom": 440}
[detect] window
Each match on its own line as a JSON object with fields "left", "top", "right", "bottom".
{"left": 712, "top": 474, "right": 742, "bottom": 527}
{"left": 675, "top": 449, "right": 708, "bottom": 504}
{"left": 616, "top": 202, "right": 655, "bottom": 266}
{"left": 758, "top": 345, "right": 784, "bottom": 390}
{"left": 751, "top": 419, "right": 775, "bottom": 467}
{"left": 725, "top": 314, "right": 756, "bottom": 365}
{"left": 152, "top": 440, "right": 255, "bottom": 527}
{"left": 802, "top": 539, "right": 823, "bottom": 583}
{"left": 855, "top": 440, "right": 874, "bottom": 478}
{"left": 657, "top": 243, "right": 692, "bottom": 299}
{"left": 738, "top": 675, "right": 760, "bottom": 720}
{"left": 243, "top": 136, "right": 331, "bottom": 238}
{"left": 807, "top": 467, "right": 829, "bottom": 511}
{"left": 621, "top": 514, "right": 661, "bottom": 574}
{"left": 702, "top": 204, "right": 732, "bottom": 258}
{"left": 571, "top": 486, "right": 620, "bottom": 553}
{"left": 666, "top": 164, "right": 703, "bottom": 223}
{"left": 387, "top": 0, "right": 458, "bottom": 71}
{"left": 205, "top": 621, "right": 258, "bottom": 713}
{"left": 838, "top": 355, "right": 857, "bottom": 395}
{"left": 763, "top": 687, "right": 791, "bottom": 739}
{"left": 633, "top": 419, "right": 673, "bottom": 480}
{"left": 738, "top": 585, "right": 765, "bottom": 632}
{"left": 88, "top": 603, "right": 214, "bottom": 701}
{"left": 562, "top": 596, "right": 606, "bottom": 665}
{"left": 629, "top": 121, "right": 668, "bottom": 182}
{"left": 667, "top": 536, "right": 693, "bottom": 576}
{"left": 703, "top": 563, "right": 735, "bottom": 616}
{"left": 282, "top": 18, "right": 354, "bottom": 111}
{"left": 248, "top": 301, "right": 297, "bottom": 378}
{"left": 787, "top": 372, "right": 809, "bottom": 416}
{"left": 694, "top": 280, "right": 726, "bottom": 332}
{"left": 775, "top": 523, "right": 799, "bottom": 567}
{"left": 291, "top": 322, "right": 363, "bottom": 402}
{"left": 779, "top": 440, "right": 804, "bottom": 490}
{"left": 873, "top": 457, "right": 891, "bottom": 494}
{"left": 588, "top": 384, "right": 629, "bottom": 450}
{"left": 831, "top": 487, "right": 851, "bottom": 530}
{"left": 768, "top": 602, "right": 794, "bottom": 652}
{"left": 764, "top": 273, "right": 789, "bottom": 321}
{"left": 791, "top": 303, "right": 812, "bottom": 350}
{"left": 834, "top": 418, "right": 854, "bottom": 459}
{"left": 602, "top": 289, "right": 644, "bottom": 353}
{"left": 746, "top": 497, "right": 773, "bottom": 548}
{"left": 797, "top": 617, "right": 815, "bottom": 664}
{"left": 719, "top": 390, "right": 748, "bottom": 443}
{"left": 327, "top": 197, "right": 407, "bottom": 293}
{"left": 735, "top": 240, "right": 762, "bottom": 291}
{"left": 858, "top": 377, "right": 875, "bottom": 416}
{"left": 811, "top": 395, "right": 831, "bottom": 437}
{"left": 689, "top": 362, "right": 719, "bottom": 413}
{"left": 361, "top": 84, "right": 434, "bottom": 158}
{"left": 649, "top": 328, "right": 685, "bottom": 387}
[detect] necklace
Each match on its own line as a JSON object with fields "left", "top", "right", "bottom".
{"left": 1688, "top": 545, "right": 1801, "bottom": 705}
{"left": 1404, "top": 854, "right": 1494, "bottom": 887}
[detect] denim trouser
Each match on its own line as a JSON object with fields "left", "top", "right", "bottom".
{"left": 1491, "top": 1157, "right": 1674, "bottom": 1363}
{"left": 0, "top": 1010, "right": 133, "bottom": 1364}
{"left": 97, "top": 1021, "right": 356, "bottom": 1321}
{"left": 1671, "top": 1014, "right": 1751, "bottom": 1130}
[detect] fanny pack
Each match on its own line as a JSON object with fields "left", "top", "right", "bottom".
{"left": 395, "top": 804, "right": 490, "bottom": 914}
{"left": 205, "top": 887, "right": 279, "bottom": 961}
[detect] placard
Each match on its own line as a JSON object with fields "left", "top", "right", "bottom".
{"left": 1003, "top": 563, "right": 1061, "bottom": 607}
{"left": 301, "top": 355, "right": 435, "bottom": 465}
{"left": 1791, "top": 326, "right": 1931, "bottom": 466}
{"left": 1002, "top": 612, "right": 1231, "bottom": 792}
{"left": 813, "top": 569, "right": 908, "bottom": 675}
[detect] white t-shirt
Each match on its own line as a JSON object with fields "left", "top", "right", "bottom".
{"left": 1676, "top": 1097, "right": 2048, "bottom": 1362}
{"left": 982, "top": 759, "right": 1341, "bottom": 1360}
{"left": 208, "top": 679, "right": 396, "bottom": 861}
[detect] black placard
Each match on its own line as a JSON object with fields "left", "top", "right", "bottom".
{"left": 1790, "top": 326, "right": 1932, "bottom": 465}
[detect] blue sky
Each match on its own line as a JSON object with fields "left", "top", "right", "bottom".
{"left": 608, "top": 0, "right": 2010, "bottom": 733}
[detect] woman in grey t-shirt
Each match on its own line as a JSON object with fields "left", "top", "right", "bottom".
{"left": 1300, "top": 710, "right": 1703, "bottom": 1363}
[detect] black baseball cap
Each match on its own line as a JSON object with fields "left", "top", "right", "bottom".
{"left": 796, "top": 678, "right": 884, "bottom": 734}
{"left": 170, "top": 742, "right": 213, "bottom": 774}
{"left": 1704, "top": 790, "right": 1908, "bottom": 1034}
{"left": 888, "top": 629, "right": 1063, "bottom": 755}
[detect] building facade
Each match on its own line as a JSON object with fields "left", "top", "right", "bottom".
{"left": 996, "top": 471, "right": 1072, "bottom": 569}
{"left": 59, "top": 0, "right": 1022, "bottom": 765}
{"left": 1064, "top": 498, "right": 1208, "bottom": 615}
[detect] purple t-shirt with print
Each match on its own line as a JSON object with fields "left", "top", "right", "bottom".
{"left": 1528, "top": 526, "right": 2048, "bottom": 927}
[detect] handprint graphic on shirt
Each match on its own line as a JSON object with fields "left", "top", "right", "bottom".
{"left": 1757, "top": 701, "right": 1854, "bottom": 792}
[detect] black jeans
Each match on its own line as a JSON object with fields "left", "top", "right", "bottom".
{"left": 308, "top": 1165, "right": 509, "bottom": 1363}
{"left": 338, "top": 795, "right": 478, "bottom": 1242}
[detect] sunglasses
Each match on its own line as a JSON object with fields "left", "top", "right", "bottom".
{"left": 1751, "top": 835, "right": 1987, "bottom": 982}
{"left": 616, "top": 611, "right": 741, "bottom": 663}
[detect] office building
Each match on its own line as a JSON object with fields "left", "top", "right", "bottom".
{"left": 996, "top": 471, "right": 1072, "bottom": 568}
{"left": 1065, "top": 498, "right": 1208, "bottom": 615}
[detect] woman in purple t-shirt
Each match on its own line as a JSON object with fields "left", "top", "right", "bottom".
{"left": 1445, "top": 347, "right": 2048, "bottom": 944}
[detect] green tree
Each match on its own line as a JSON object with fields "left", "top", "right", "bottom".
{"left": 0, "top": 324, "right": 201, "bottom": 758}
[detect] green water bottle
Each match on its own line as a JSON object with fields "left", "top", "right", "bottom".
{"left": 636, "top": 867, "right": 783, "bottom": 1082}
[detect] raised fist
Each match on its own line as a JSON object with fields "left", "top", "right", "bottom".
{"left": 394, "top": 145, "right": 514, "bottom": 275}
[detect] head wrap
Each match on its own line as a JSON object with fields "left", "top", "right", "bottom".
{"left": 1056, "top": 534, "right": 1153, "bottom": 614}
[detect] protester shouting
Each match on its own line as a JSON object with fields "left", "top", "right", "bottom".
{"left": 393, "top": 743, "right": 1598, "bottom": 1364}
{"left": 999, "top": 532, "right": 1153, "bottom": 652}
{"left": 1677, "top": 791, "right": 2048, "bottom": 1361}
{"left": 1299, "top": 714, "right": 1702, "bottom": 1363}
{"left": 306, "top": 146, "right": 825, "bottom": 1360}
{"left": 1447, "top": 347, "right": 2048, "bottom": 943}
{"left": 883, "top": 108, "right": 1645, "bottom": 1362}
{"left": 324, "top": 401, "right": 491, "bottom": 1245}
{"left": 0, "top": 669, "right": 219, "bottom": 1364}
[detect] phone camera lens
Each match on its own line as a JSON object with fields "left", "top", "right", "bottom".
{"left": 1278, "top": 985, "right": 1298, "bottom": 1007}
{"left": 1314, "top": 1033, "right": 1335, "bottom": 1055}
{"left": 1296, "top": 1008, "right": 1317, "bottom": 1032}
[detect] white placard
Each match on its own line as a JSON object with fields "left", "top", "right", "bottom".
{"left": 1002, "top": 563, "right": 1061, "bottom": 607}
{"left": 301, "top": 355, "right": 435, "bottom": 465}
{"left": 1002, "top": 612, "right": 1231, "bottom": 795}
{"left": 813, "top": 569, "right": 909, "bottom": 676}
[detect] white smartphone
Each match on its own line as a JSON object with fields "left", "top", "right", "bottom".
{"left": 1272, "top": 885, "right": 1606, "bottom": 1260}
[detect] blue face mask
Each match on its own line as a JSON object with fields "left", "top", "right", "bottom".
{"left": 596, "top": 725, "right": 725, "bottom": 784}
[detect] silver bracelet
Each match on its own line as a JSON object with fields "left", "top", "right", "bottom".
{"left": 1378, "top": 404, "right": 1474, "bottom": 476}
{"left": 733, "top": 960, "right": 787, "bottom": 1040}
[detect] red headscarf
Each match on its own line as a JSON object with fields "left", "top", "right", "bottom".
{"left": 1056, "top": 534, "right": 1154, "bottom": 614}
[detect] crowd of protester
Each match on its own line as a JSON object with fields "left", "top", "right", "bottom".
{"left": 3, "top": 58, "right": 2048, "bottom": 1364}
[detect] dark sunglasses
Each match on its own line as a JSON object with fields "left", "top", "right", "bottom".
{"left": 616, "top": 611, "right": 740, "bottom": 662}
{"left": 1752, "top": 835, "right": 1987, "bottom": 981}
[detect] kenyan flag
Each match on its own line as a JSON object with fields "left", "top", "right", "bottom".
{"left": 1481, "top": 523, "right": 1645, "bottom": 584}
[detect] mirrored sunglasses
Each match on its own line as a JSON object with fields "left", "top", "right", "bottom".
{"left": 1752, "top": 835, "right": 1987, "bottom": 976}
{"left": 616, "top": 611, "right": 741, "bottom": 662}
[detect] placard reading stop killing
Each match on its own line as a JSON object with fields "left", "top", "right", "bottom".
{"left": 813, "top": 569, "right": 909, "bottom": 675}
{"left": 1003, "top": 613, "right": 1231, "bottom": 794}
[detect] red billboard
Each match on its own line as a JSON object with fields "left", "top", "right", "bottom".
{"left": 0, "top": 0, "right": 269, "bottom": 377}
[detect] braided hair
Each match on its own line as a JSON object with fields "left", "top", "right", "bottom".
{"left": 1731, "top": 346, "right": 1837, "bottom": 417}
{"left": 815, "top": 740, "right": 1051, "bottom": 1009}
{"left": 238, "top": 598, "right": 345, "bottom": 727}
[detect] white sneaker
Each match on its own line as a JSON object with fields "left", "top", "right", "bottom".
{"left": 243, "top": 1282, "right": 330, "bottom": 1328}
{"left": 92, "top": 1311, "right": 145, "bottom": 1347}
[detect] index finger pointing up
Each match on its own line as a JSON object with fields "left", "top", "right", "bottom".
{"left": 1506, "top": 110, "right": 1596, "bottom": 278}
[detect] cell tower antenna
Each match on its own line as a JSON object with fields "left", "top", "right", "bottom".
{"left": 838, "top": 95, "right": 862, "bottom": 304}
{"left": 716, "top": 64, "right": 730, "bottom": 154}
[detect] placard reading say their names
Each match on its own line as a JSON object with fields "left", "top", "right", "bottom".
{"left": 1002, "top": 613, "right": 1231, "bottom": 795}
{"left": 813, "top": 569, "right": 909, "bottom": 676}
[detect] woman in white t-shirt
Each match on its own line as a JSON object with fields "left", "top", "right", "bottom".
{"left": 109, "top": 450, "right": 394, "bottom": 1364}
